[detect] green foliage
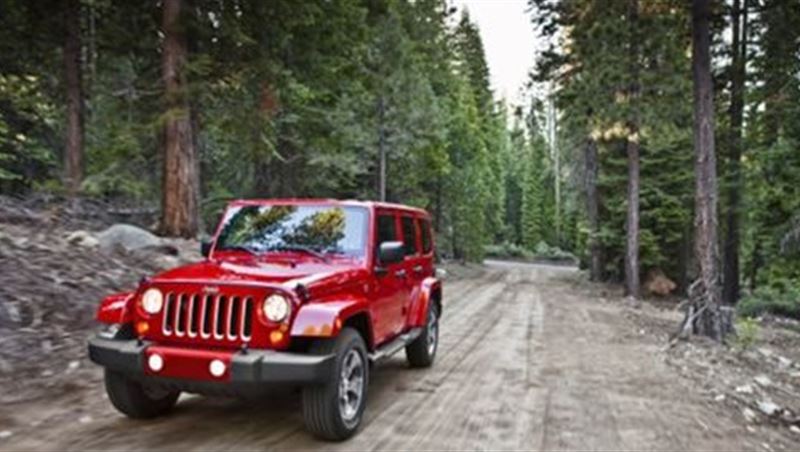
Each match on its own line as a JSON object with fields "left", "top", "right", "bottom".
{"left": 738, "top": 284, "right": 800, "bottom": 319}
{"left": 0, "top": 0, "right": 522, "bottom": 263}
{"left": 533, "top": 241, "right": 576, "bottom": 263}
{"left": 484, "top": 242, "right": 535, "bottom": 260}
{"left": 483, "top": 240, "right": 575, "bottom": 263}
{"left": 734, "top": 317, "right": 760, "bottom": 351}
{"left": 531, "top": 0, "right": 696, "bottom": 284}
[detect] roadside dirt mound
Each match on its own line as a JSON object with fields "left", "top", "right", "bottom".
{"left": 620, "top": 298, "right": 800, "bottom": 445}
{"left": 0, "top": 196, "right": 199, "bottom": 404}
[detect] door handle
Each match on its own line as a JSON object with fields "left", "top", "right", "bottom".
{"left": 395, "top": 269, "right": 407, "bottom": 278}
{"left": 412, "top": 265, "right": 424, "bottom": 274}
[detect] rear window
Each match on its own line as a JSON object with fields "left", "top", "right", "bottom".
{"left": 377, "top": 214, "right": 397, "bottom": 244}
{"left": 401, "top": 216, "right": 418, "bottom": 256}
{"left": 419, "top": 218, "right": 432, "bottom": 254}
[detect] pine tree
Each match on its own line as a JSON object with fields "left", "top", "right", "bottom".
{"left": 160, "top": 0, "right": 199, "bottom": 237}
{"left": 687, "top": 0, "right": 731, "bottom": 340}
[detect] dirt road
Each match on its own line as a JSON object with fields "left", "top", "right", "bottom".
{"left": 0, "top": 261, "right": 792, "bottom": 450}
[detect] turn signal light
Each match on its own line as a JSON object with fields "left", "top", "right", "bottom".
{"left": 270, "top": 330, "right": 284, "bottom": 344}
{"left": 136, "top": 321, "right": 149, "bottom": 335}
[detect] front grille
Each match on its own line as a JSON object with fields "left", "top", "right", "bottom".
{"left": 162, "top": 292, "right": 253, "bottom": 342}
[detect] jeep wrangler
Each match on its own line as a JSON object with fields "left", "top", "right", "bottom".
{"left": 88, "top": 199, "right": 442, "bottom": 441}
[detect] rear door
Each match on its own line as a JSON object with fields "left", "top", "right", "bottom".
{"left": 416, "top": 217, "right": 434, "bottom": 278}
{"left": 399, "top": 214, "right": 424, "bottom": 324}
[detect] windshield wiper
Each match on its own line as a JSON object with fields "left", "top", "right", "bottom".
{"left": 271, "top": 244, "right": 330, "bottom": 263}
{"left": 218, "top": 244, "right": 260, "bottom": 256}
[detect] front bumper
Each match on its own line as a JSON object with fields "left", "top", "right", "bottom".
{"left": 88, "top": 336, "right": 335, "bottom": 385}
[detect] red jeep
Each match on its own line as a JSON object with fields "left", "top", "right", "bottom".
{"left": 88, "top": 199, "right": 442, "bottom": 440}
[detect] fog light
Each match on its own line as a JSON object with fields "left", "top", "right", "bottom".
{"left": 148, "top": 354, "right": 164, "bottom": 372}
{"left": 209, "top": 359, "right": 226, "bottom": 377}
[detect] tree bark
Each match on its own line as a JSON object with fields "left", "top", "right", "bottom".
{"left": 625, "top": 0, "right": 641, "bottom": 298}
{"left": 689, "top": 0, "right": 731, "bottom": 340}
{"left": 585, "top": 137, "right": 602, "bottom": 281}
{"left": 377, "top": 96, "right": 387, "bottom": 202}
{"left": 63, "top": 0, "right": 84, "bottom": 196}
{"left": 723, "top": 0, "right": 748, "bottom": 305}
{"left": 160, "top": 0, "right": 199, "bottom": 237}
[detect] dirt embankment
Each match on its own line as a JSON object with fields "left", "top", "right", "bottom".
{"left": 0, "top": 196, "right": 199, "bottom": 405}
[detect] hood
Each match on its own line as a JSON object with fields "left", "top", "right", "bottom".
{"left": 150, "top": 256, "right": 365, "bottom": 291}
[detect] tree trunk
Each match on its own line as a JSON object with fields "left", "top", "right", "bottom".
{"left": 160, "top": 0, "right": 199, "bottom": 237}
{"left": 688, "top": 0, "right": 731, "bottom": 340}
{"left": 377, "top": 96, "right": 387, "bottom": 202}
{"left": 723, "top": 0, "right": 748, "bottom": 305}
{"left": 63, "top": 0, "right": 83, "bottom": 196}
{"left": 585, "top": 137, "right": 602, "bottom": 281}
{"left": 625, "top": 0, "right": 641, "bottom": 298}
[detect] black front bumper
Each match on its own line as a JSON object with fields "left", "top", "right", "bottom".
{"left": 88, "top": 336, "right": 335, "bottom": 386}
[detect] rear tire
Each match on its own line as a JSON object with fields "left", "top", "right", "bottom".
{"left": 302, "top": 327, "right": 368, "bottom": 441}
{"left": 406, "top": 302, "right": 439, "bottom": 368}
{"left": 104, "top": 370, "right": 180, "bottom": 419}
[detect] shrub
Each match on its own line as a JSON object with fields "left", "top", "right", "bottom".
{"left": 483, "top": 240, "right": 577, "bottom": 263}
{"left": 734, "top": 317, "right": 760, "bottom": 350}
{"left": 533, "top": 241, "right": 577, "bottom": 263}
{"left": 484, "top": 241, "right": 534, "bottom": 260}
{"left": 738, "top": 283, "right": 800, "bottom": 319}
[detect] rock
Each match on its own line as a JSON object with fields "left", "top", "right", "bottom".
{"left": 758, "top": 400, "right": 781, "bottom": 416}
{"left": 755, "top": 375, "right": 773, "bottom": 387}
{"left": 0, "top": 357, "right": 12, "bottom": 374}
{"left": 67, "top": 360, "right": 79, "bottom": 371}
{"left": 790, "top": 425, "right": 800, "bottom": 435}
{"left": 97, "top": 224, "right": 161, "bottom": 252}
{"left": 154, "top": 255, "right": 180, "bottom": 270}
{"left": 79, "top": 415, "right": 92, "bottom": 424}
{"left": 743, "top": 407, "right": 758, "bottom": 422}
{"left": 66, "top": 230, "right": 99, "bottom": 248}
{"left": 644, "top": 269, "right": 677, "bottom": 296}
{"left": 0, "top": 431, "right": 11, "bottom": 439}
{"left": 736, "top": 384, "right": 754, "bottom": 394}
{"left": 714, "top": 394, "right": 726, "bottom": 402}
{"left": 758, "top": 348, "right": 774, "bottom": 358}
{"left": 777, "top": 356, "right": 793, "bottom": 369}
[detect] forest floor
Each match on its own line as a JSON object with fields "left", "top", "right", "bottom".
{"left": 2, "top": 197, "right": 800, "bottom": 450}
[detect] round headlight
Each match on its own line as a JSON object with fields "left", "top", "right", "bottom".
{"left": 141, "top": 288, "right": 163, "bottom": 314}
{"left": 263, "top": 294, "right": 290, "bottom": 322}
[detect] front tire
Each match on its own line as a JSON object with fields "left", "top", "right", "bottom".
{"left": 302, "top": 327, "right": 369, "bottom": 441}
{"left": 104, "top": 370, "right": 180, "bottom": 419}
{"left": 406, "top": 302, "right": 439, "bottom": 368}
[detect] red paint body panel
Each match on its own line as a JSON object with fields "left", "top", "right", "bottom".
{"left": 96, "top": 292, "right": 135, "bottom": 324}
{"left": 408, "top": 277, "right": 442, "bottom": 327}
{"left": 290, "top": 296, "right": 372, "bottom": 343}
{"left": 145, "top": 344, "right": 232, "bottom": 382}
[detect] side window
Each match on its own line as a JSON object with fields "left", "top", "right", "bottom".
{"left": 419, "top": 218, "right": 432, "bottom": 254}
{"left": 401, "top": 216, "right": 418, "bottom": 256}
{"left": 377, "top": 214, "right": 397, "bottom": 245}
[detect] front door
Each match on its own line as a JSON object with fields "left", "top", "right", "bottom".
{"left": 370, "top": 212, "right": 408, "bottom": 345}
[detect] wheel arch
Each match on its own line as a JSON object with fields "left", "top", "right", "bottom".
{"left": 290, "top": 297, "right": 374, "bottom": 349}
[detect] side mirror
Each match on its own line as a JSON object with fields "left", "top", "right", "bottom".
{"left": 378, "top": 241, "right": 405, "bottom": 266}
{"left": 201, "top": 240, "right": 212, "bottom": 258}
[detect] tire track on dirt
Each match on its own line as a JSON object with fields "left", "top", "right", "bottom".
{"left": 270, "top": 269, "right": 511, "bottom": 449}
{"left": 308, "top": 266, "right": 543, "bottom": 450}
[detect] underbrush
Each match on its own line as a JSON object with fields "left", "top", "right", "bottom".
{"left": 739, "top": 284, "right": 800, "bottom": 320}
{"left": 484, "top": 240, "right": 576, "bottom": 264}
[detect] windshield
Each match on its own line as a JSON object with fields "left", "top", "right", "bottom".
{"left": 214, "top": 204, "right": 368, "bottom": 258}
